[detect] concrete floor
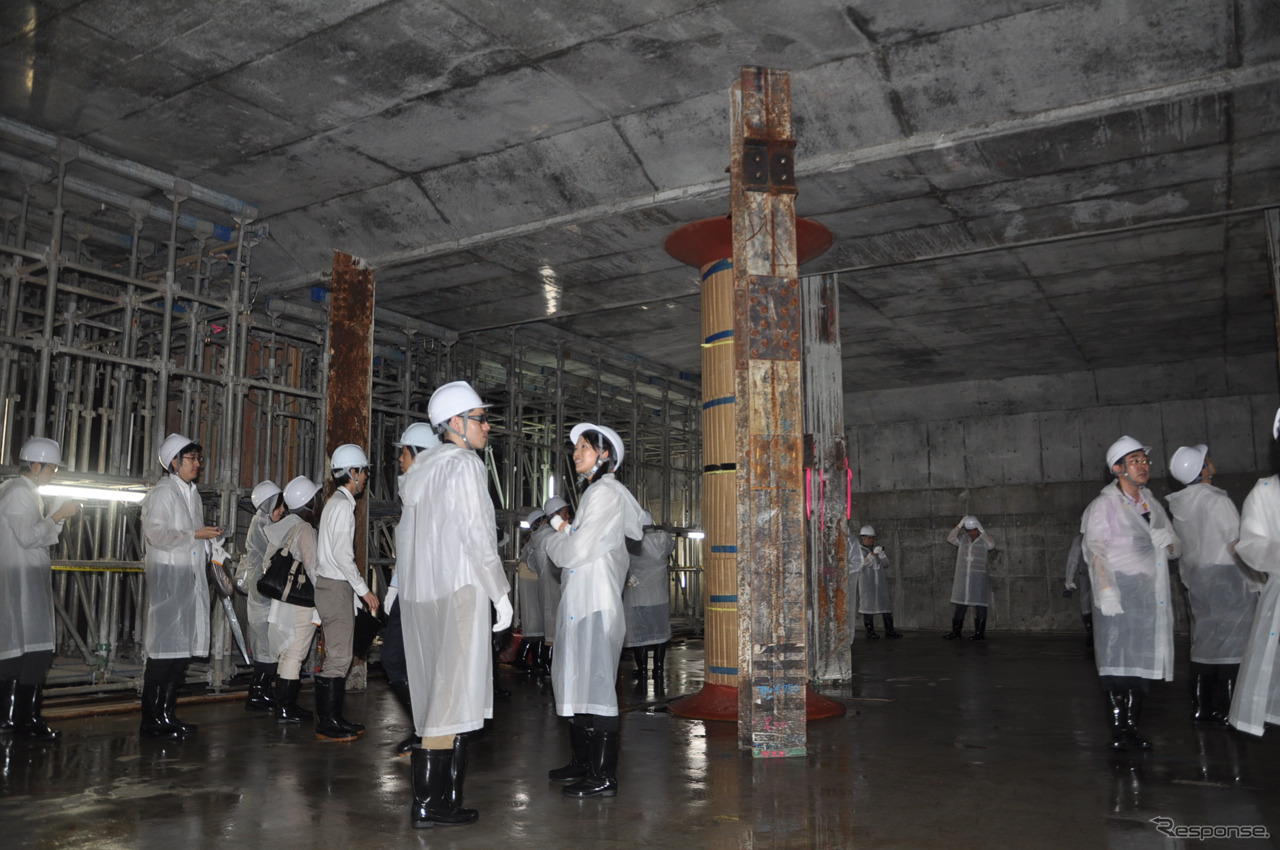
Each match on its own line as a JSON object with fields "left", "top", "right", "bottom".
{"left": 3, "top": 633, "right": 1278, "bottom": 850}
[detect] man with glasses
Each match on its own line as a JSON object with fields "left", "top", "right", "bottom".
{"left": 140, "top": 433, "right": 224, "bottom": 739}
{"left": 313, "top": 443, "right": 379, "bottom": 741}
{"left": 1082, "top": 435, "right": 1180, "bottom": 751}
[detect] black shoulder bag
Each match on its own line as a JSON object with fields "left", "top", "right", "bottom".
{"left": 257, "top": 530, "right": 315, "bottom": 608}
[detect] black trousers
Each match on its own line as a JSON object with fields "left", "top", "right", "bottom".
{"left": 0, "top": 650, "right": 54, "bottom": 686}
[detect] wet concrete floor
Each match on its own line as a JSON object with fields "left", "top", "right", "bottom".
{"left": 3, "top": 633, "right": 1278, "bottom": 849}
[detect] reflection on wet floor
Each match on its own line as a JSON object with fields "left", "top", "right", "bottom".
{"left": 2, "top": 634, "right": 1278, "bottom": 849}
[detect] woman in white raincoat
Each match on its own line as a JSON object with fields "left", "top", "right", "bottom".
{"left": 849, "top": 524, "right": 900, "bottom": 640}
{"left": 0, "top": 437, "right": 79, "bottom": 739}
{"left": 944, "top": 516, "right": 997, "bottom": 640}
{"left": 139, "top": 433, "right": 224, "bottom": 739}
{"left": 1229, "top": 411, "right": 1280, "bottom": 737}
{"left": 1166, "top": 444, "right": 1259, "bottom": 724}
{"left": 266, "top": 476, "right": 323, "bottom": 727}
{"left": 239, "top": 480, "right": 285, "bottom": 713}
{"left": 623, "top": 511, "right": 675, "bottom": 684}
{"left": 1084, "top": 435, "right": 1180, "bottom": 751}
{"left": 400, "top": 380, "right": 512, "bottom": 828}
{"left": 544, "top": 422, "right": 644, "bottom": 799}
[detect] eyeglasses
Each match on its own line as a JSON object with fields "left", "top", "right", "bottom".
{"left": 466, "top": 414, "right": 489, "bottom": 425}
{"left": 182, "top": 454, "right": 204, "bottom": 463}
{"left": 1124, "top": 456, "right": 1150, "bottom": 467}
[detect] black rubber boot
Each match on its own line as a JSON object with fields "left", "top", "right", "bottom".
{"left": 314, "top": 677, "right": 357, "bottom": 742}
{"left": 0, "top": 678, "right": 16, "bottom": 732}
{"left": 563, "top": 730, "right": 619, "bottom": 798}
{"left": 274, "top": 677, "right": 310, "bottom": 724}
{"left": 652, "top": 643, "right": 667, "bottom": 682}
{"left": 863, "top": 615, "right": 880, "bottom": 640}
{"left": 1083, "top": 613, "right": 1094, "bottom": 645}
{"left": 1215, "top": 670, "right": 1236, "bottom": 726}
{"left": 449, "top": 734, "right": 469, "bottom": 808}
{"left": 549, "top": 722, "right": 591, "bottom": 783}
{"left": 1105, "top": 689, "right": 1128, "bottom": 751}
{"left": 140, "top": 683, "right": 183, "bottom": 739}
{"left": 162, "top": 674, "right": 198, "bottom": 735}
{"left": 514, "top": 638, "right": 532, "bottom": 671}
{"left": 14, "top": 684, "right": 60, "bottom": 741}
{"left": 1190, "top": 672, "right": 1212, "bottom": 723}
{"left": 631, "top": 646, "right": 649, "bottom": 680}
{"left": 388, "top": 679, "right": 420, "bottom": 755}
{"left": 968, "top": 617, "right": 986, "bottom": 641}
{"left": 1125, "top": 689, "right": 1151, "bottom": 750}
{"left": 883, "top": 614, "right": 902, "bottom": 639}
{"left": 943, "top": 618, "right": 964, "bottom": 640}
{"left": 410, "top": 747, "right": 479, "bottom": 828}
{"left": 331, "top": 676, "right": 365, "bottom": 736}
{"left": 245, "top": 662, "right": 277, "bottom": 712}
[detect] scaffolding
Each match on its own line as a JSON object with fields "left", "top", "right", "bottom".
{"left": 0, "top": 120, "right": 703, "bottom": 696}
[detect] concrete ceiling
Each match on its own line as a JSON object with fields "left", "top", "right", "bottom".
{"left": 2, "top": 0, "right": 1278, "bottom": 393}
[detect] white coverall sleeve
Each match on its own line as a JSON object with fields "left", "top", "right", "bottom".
{"left": 1236, "top": 480, "right": 1280, "bottom": 576}
{"left": 1084, "top": 500, "right": 1123, "bottom": 615}
{"left": 543, "top": 485, "right": 627, "bottom": 570}
{"left": 458, "top": 458, "right": 511, "bottom": 604}
{"left": 5, "top": 489, "right": 62, "bottom": 551}
{"left": 946, "top": 526, "right": 962, "bottom": 546}
{"left": 143, "top": 486, "right": 196, "bottom": 551}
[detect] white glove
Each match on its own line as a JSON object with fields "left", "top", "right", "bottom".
{"left": 1098, "top": 597, "right": 1124, "bottom": 617}
{"left": 1064, "top": 581, "right": 1077, "bottom": 591}
{"left": 492, "top": 595, "right": 513, "bottom": 632}
{"left": 626, "top": 576, "right": 638, "bottom": 588}
{"left": 1150, "top": 527, "right": 1174, "bottom": 552}
{"left": 211, "top": 540, "right": 231, "bottom": 566}
{"left": 873, "top": 546, "right": 884, "bottom": 556}
{"left": 550, "top": 514, "right": 567, "bottom": 532}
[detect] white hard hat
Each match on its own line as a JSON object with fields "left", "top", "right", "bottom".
{"left": 1105, "top": 435, "right": 1151, "bottom": 470}
{"left": 569, "top": 422, "right": 626, "bottom": 472}
{"left": 543, "top": 496, "right": 569, "bottom": 515}
{"left": 962, "top": 516, "right": 980, "bottom": 530}
{"left": 159, "top": 433, "right": 195, "bottom": 469}
{"left": 250, "top": 480, "right": 282, "bottom": 511}
{"left": 1169, "top": 444, "right": 1208, "bottom": 486}
{"left": 283, "top": 475, "right": 322, "bottom": 511}
{"left": 859, "top": 525, "right": 876, "bottom": 537}
{"left": 525, "top": 508, "right": 545, "bottom": 526}
{"left": 19, "top": 437, "right": 62, "bottom": 466}
{"left": 331, "top": 443, "right": 369, "bottom": 471}
{"left": 428, "top": 380, "right": 490, "bottom": 428}
{"left": 395, "top": 421, "right": 440, "bottom": 451}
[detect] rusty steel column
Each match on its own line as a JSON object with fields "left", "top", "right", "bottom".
{"left": 802, "top": 272, "right": 851, "bottom": 681}
{"left": 731, "top": 66, "right": 810, "bottom": 757}
{"left": 327, "top": 251, "right": 374, "bottom": 584}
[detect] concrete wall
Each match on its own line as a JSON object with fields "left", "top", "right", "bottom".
{"left": 845, "top": 352, "right": 1279, "bottom": 633}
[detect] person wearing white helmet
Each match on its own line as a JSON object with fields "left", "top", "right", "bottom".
{"left": 543, "top": 422, "right": 644, "bottom": 799}
{"left": 1082, "top": 435, "right": 1180, "bottom": 751}
{"left": 531, "top": 495, "right": 574, "bottom": 675}
{"left": 383, "top": 422, "right": 442, "bottom": 757}
{"left": 1165, "top": 444, "right": 1259, "bottom": 725}
{"left": 1226, "top": 408, "right": 1280, "bottom": 737}
{"left": 514, "top": 509, "right": 549, "bottom": 673}
{"left": 400, "top": 381, "right": 512, "bottom": 827}
{"left": 264, "top": 476, "right": 325, "bottom": 726}
{"left": 849, "top": 523, "right": 901, "bottom": 641}
{"left": 139, "top": 433, "right": 225, "bottom": 739}
{"left": 238, "top": 480, "right": 286, "bottom": 714}
{"left": 0, "top": 436, "right": 79, "bottom": 739}
{"left": 623, "top": 510, "right": 676, "bottom": 687}
{"left": 944, "top": 515, "right": 997, "bottom": 640}
{"left": 312, "top": 442, "right": 378, "bottom": 742}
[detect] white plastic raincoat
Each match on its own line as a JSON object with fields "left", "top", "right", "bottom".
{"left": 850, "top": 542, "right": 892, "bottom": 615}
{"left": 544, "top": 474, "right": 643, "bottom": 717}
{"left": 264, "top": 514, "right": 318, "bottom": 661}
{"left": 141, "top": 475, "right": 211, "bottom": 659}
{"left": 528, "top": 524, "right": 561, "bottom": 642}
{"left": 516, "top": 539, "right": 544, "bottom": 638}
{"left": 947, "top": 526, "right": 996, "bottom": 606}
{"left": 241, "top": 507, "right": 277, "bottom": 662}
{"left": 1166, "top": 483, "right": 1258, "bottom": 665}
{"left": 623, "top": 527, "right": 674, "bottom": 647}
{"left": 399, "top": 443, "right": 510, "bottom": 738}
{"left": 0, "top": 476, "right": 66, "bottom": 660}
{"left": 1064, "top": 533, "right": 1092, "bottom": 616}
{"left": 1229, "top": 476, "right": 1280, "bottom": 736}
{"left": 1083, "top": 482, "right": 1180, "bottom": 680}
